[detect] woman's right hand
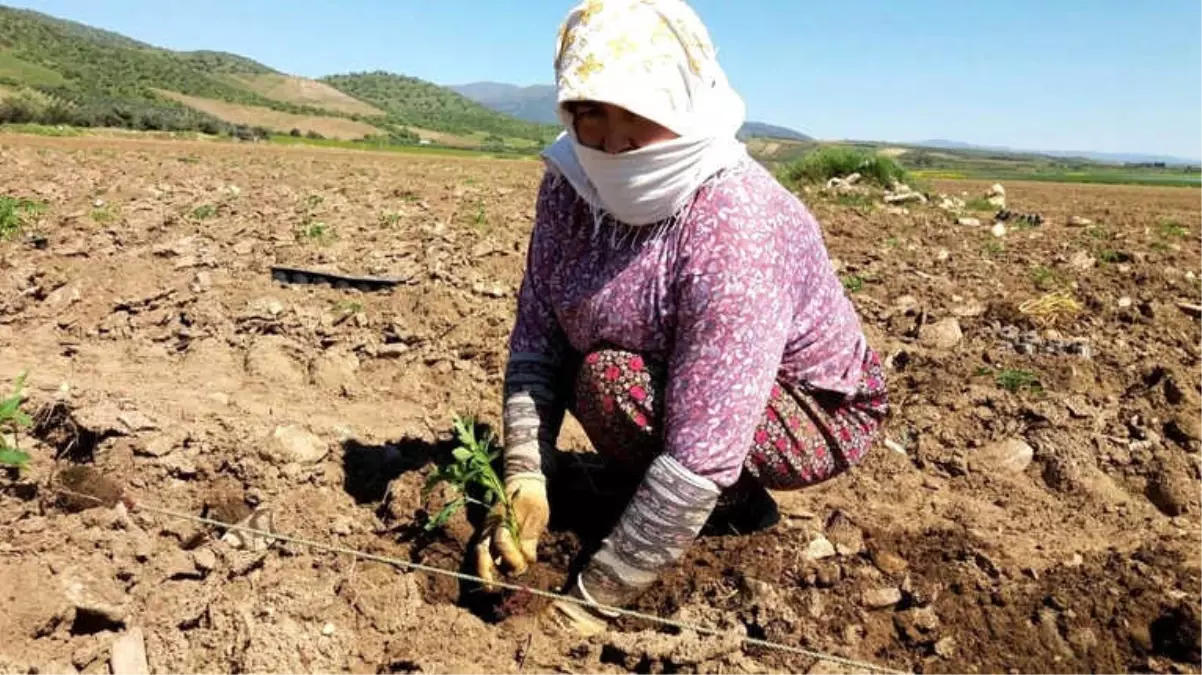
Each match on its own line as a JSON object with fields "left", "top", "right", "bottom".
{"left": 475, "top": 474, "right": 549, "bottom": 587}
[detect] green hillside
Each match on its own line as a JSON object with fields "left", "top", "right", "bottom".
{"left": 0, "top": 5, "right": 329, "bottom": 131}
{"left": 322, "top": 72, "right": 555, "bottom": 143}
{"left": 0, "top": 5, "right": 553, "bottom": 148}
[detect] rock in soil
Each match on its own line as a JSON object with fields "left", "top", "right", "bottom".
{"left": 871, "top": 548, "right": 909, "bottom": 575}
{"left": 824, "top": 510, "right": 864, "bottom": 556}
{"left": 920, "top": 318, "right": 963, "bottom": 350}
{"left": 804, "top": 535, "right": 837, "bottom": 560}
{"left": 61, "top": 567, "right": 129, "bottom": 626}
{"left": 971, "top": 438, "right": 1034, "bottom": 474}
{"left": 861, "top": 586, "right": 902, "bottom": 609}
{"left": 110, "top": 628, "right": 149, "bottom": 675}
{"left": 191, "top": 548, "right": 217, "bottom": 573}
{"left": 267, "top": 425, "right": 328, "bottom": 464}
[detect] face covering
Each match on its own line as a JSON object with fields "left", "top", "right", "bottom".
{"left": 545, "top": 131, "right": 745, "bottom": 227}
{"left": 542, "top": 0, "right": 749, "bottom": 228}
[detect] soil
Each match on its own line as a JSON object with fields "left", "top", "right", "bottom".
{"left": 1, "top": 135, "right": 1199, "bottom": 674}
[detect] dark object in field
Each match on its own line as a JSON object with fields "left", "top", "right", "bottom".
{"left": 55, "top": 465, "right": 124, "bottom": 512}
{"left": 270, "top": 265, "right": 406, "bottom": 292}
{"left": 995, "top": 209, "right": 1043, "bottom": 226}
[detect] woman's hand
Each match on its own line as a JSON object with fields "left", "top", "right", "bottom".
{"left": 475, "top": 474, "right": 549, "bottom": 587}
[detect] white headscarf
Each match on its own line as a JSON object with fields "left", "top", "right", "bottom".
{"left": 541, "top": 0, "right": 748, "bottom": 228}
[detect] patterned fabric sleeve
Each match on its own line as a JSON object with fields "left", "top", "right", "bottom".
{"left": 575, "top": 183, "right": 797, "bottom": 612}
{"left": 503, "top": 172, "right": 575, "bottom": 479}
{"left": 663, "top": 186, "right": 795, "bottom": 488}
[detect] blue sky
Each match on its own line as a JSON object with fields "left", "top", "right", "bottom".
{"left": 8, "top": 0, "right": 1201, "bottom": 158}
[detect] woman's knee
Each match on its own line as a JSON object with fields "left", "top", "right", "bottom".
{"left": 571, "top": 348, "right": 664, "bottom": 468}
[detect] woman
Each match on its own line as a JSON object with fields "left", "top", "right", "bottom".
{"left": 475, "top": 0, "right": 888, "bottom": 634}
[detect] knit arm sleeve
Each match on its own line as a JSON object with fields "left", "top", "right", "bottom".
{"left": 502, "top": 173, "right": 575, "bottom": 479}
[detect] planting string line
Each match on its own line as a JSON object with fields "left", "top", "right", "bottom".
{"left": 62, "top": 491, "right": 906, "bottom": 675}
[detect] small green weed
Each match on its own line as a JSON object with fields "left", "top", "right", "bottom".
{"left": 334, "top": 300, "right": 363, "bottom": 315}
{"left": 378, "top": 211, "right": 401, "bottom": 227}
{"left": 472, "top": 201, "right": 488, "bottom": 230}
{"left": 834, "top": 192, "right": 875, "bottom": 209}
{"left": 177, "top": 155, "right": 200, "bottom": 164}
{"left": 1097, "top": 249, "right": 1127, "bottom": 264}
{"left": 1030, "top": 266, "right": 1060, "bottom": 290}
{"left": 983, "top": 241, "right": 1005, "bottom": 257}
{"left": 883, "top": 236, "right": 901, "bottom": 249}
{"left": 90, "top": 206, "right": 116, "bottom": 224}
{"left": 1157, "top": 220, "right": 1189, "bottom": 239}
{"left": 190, "top": 204, "right": 217, "bottom": 220}
{"left": 296, "top": 194, "right": 333, "bottom": 242}
{"left": 841, "top": 274, "right": 865, "bottom": 293}
{"left": 1086, "top": 225, "right": 1113, "bottom": 241}
{"left": 0, "top": 196, "right": 46, "bottom": 239}
{"left": 297, "top": 221, "right": 334, "bottom": 242}
{"left": 964, "top": 197, "right": 996, "bottom": 211}
{"left": 0, "top": 372, "right": 33, "bottom": 471}
{"left": 422, "top": 415, "right": 517, "bottom": 538}
{"left": 994, "top": 368, "right": 1042, "bottom": 394}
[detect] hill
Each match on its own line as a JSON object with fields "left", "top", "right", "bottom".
{"left": 0, "top": 5, "right": 345, "bottom": 132}
{"left": 449, "top": 80, "right": 812, "bottom": 141}
{"left": 321, "top": 73, "right": 555, "bottom": 143}
{"left": 0, "top": 5, "right": 553, "bottom": 148}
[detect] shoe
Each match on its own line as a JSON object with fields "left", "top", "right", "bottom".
{"left": 703, "top": 481, "right": 780, "bottom": 536}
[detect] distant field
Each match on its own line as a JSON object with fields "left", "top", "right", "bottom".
{"left": 226, "top": 73, "right": 385, "bottom": 117}
{"left": 154, "top": 89, "right": 383, "bottom": 139}
{"left": 747, "top": 136, "right": 1201, "bottom": 188}
{"left": 911, "top": 168, "right": 1201, "bottom": 188}
{"left": 267, "top": 133, "right": 536, "bottom": 159}
{"left": 0, "top": 50, "right": 67, "bottom": 87}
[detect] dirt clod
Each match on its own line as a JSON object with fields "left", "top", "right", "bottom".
{"left": 55, "top": 466, "right": 124, "bottom": 512}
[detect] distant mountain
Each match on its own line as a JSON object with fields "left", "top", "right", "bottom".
{"left": 450, "top": 82, "right": 559, "bottom": 125}
{"left": 737, "top": 121, "right": 811, "bottom": 142}
{"left": 449, "top": 80, "right": 812, "bottom": 141}
{"left": 917, "top": 139, "right": 1199, "bottom": 167}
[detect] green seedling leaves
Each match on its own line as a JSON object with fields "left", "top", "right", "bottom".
{"left": 0, "top": 371, "right": 32, "bottom": 471}
{"left": 422, "top": 413, "right": 518, "bottom": 537}
{"left": 0, "top": 448, "right": 30, "bottom": 469}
